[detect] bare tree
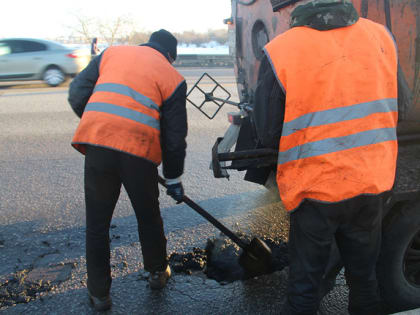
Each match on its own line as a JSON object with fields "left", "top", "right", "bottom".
{"left": 68, "top": 12, "right": 96, "bottom": 43}
{"left": 98, "top": 15, "right": 136, "bottom": 46}
{"left": 68, "top": 12, "right": 136, "bottom": 46}
{"left": 66, "top": 12, "right": 228, "bottom": 47}
{"left": 126, "top": 31, "right": 152, "bottom": 45}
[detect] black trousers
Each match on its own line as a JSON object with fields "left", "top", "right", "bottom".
{"left": 84, "top": 145, "right": 167, "bottom": 297}
{"left": 285, "top": 194, "right": 384, "bottom": 315}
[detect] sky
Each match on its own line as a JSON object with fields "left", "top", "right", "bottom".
{"left": 1, "top": 0, "right": 232, "bottom": 39}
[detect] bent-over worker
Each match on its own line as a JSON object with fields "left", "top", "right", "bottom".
{"left": 68, "top": 29, "right": 187, "bottom": 311}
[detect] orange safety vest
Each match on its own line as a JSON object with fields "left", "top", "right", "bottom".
{"left": 72, "top": 46, "right": 185, "bottom": 165}
{"left": 264, "top": 18, "right": 398, "bottom": 211}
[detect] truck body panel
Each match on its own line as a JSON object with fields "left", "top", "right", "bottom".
{"left": 230, "top": 0, "right": 419, "bottom": 135}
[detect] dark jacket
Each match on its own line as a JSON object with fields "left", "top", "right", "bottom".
{"left": 68, "top": 46, "right": 187, "bottom": 179}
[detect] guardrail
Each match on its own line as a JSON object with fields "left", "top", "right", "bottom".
{"left": 174, "top": 54, "right": 234, "bottom": 67}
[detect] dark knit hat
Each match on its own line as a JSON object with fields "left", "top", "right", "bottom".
{"left": 149, "top": 29, "right": 178, "bottom": 61}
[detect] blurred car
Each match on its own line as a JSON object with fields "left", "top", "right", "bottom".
{"left": 0, "top": 38, "right": 90, "bottom": 87}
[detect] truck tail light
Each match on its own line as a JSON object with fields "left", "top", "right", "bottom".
{"left": 228, "top": 112, "right": 242, "bottom": 125}
{"left": 224, "top": 17, "right": 234, "bottom": 25}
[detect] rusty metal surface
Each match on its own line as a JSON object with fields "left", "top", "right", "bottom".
{"left": 231, "top": 0, "right": 420, "bottom": 132}
{"left": 352, "top": 0, "right": 420, "bottom": 133}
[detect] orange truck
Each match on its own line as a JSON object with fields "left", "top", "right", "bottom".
{"left": 188, "top": 0, "right": 419, "bottom": 313}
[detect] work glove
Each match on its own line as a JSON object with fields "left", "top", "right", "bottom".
{"left": 166, "top": 182, "right": 184, "bottom": 204}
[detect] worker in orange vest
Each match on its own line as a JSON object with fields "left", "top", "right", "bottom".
{"left": 68, "top": 29, "right": 187, "bottom": 311}
{"left": 253, "top": 0, "right": 401, "bottom": 314}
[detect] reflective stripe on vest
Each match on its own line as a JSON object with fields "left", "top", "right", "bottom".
{"left": 278, "top": 127, "right": 397, "bottom": 164}
{"left": 85, "top": 82, "right": 161, "bottom": 131}
{"left": 85, "top": 102, "right": 160, "bottom": 131}
{"left": 71, "top": 45, "right": 185, "bottom": 164}
{"left": 281, "top": 98, "right": 397, "bottom": 137}
{"left": 264, "top": 18, "right": 398, "bottom": 211}
{"left": 93, "top": 83, "right": 161, "bottom": 113}
{"left": 278, "top": 98, "right": 398, "bottom": 164}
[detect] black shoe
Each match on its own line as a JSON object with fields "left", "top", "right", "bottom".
{"left": 148, "top": 265, "right": 172, "bottom": 290}
{"left": 88, "top": 290, "right": 112, "bottom": 311}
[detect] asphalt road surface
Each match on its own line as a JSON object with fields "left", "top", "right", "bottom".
{"left": 0, "top": 68, "right": 352, "bottom": 314}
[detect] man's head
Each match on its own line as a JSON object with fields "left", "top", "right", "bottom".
{"left": 148, "top": 29, "right": 178, "bottom": 63}
{"left": 289, "top": 0, "right": 358, "bottom": 29}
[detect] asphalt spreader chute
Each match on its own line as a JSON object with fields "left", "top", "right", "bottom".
{"left": 158, "top": 175, "right": 273, "bottom": 276}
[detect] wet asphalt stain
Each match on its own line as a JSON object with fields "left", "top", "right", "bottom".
{"left": 0, "top": 236, "right": 288, "bottom": 308}
{"left": 0, "top": 262, "right": 74, "bottom": 309}
{"left": 0, "top": 270, "right": 53, "bottom": 307}
{"left": 169, "top": 236, "right": 289, "bottom": 284}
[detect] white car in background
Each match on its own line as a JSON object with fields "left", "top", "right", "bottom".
{"left": 0, "top": 38, "right": 90, "bottom": 87}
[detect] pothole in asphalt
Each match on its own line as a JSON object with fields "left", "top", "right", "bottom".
{"left": 0, "top": 263, "right": 74, "bottom": 309}
{"left": 169, "top": 235, "right": 289, "bottom": 284}
{"left": 0, "top": 270, "right": 53, "bottom": 308}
